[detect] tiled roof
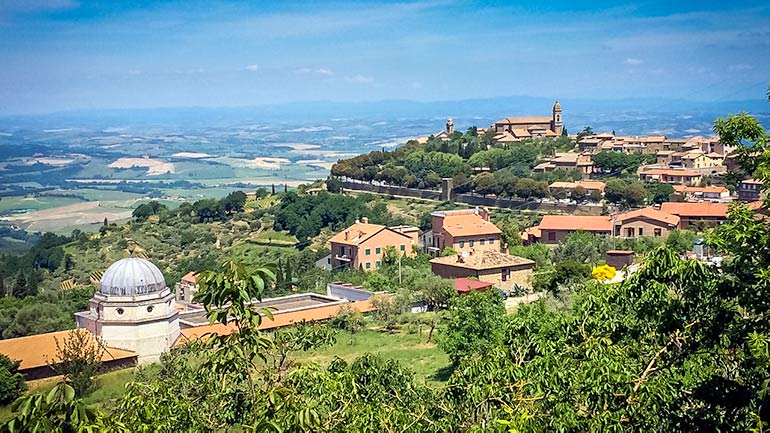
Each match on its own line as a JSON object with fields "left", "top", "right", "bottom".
{"left": 537, "top": 215, "right": 613, "bottom": 232}
{"left": 431, "top": 250, "right": 535, "bottom": 271}
{"left": 496, "top": 116, "right": 552, "bottom": 124}
{"left": 176, "top": 300, "right": 376, "bottom": 344}
{"left": 441, "top": 214, "right": 502, "bottom": 237}
{"left": 549, "top": 180, "right": 605, "bottom": 192}
{"left": 0, "top": 329, "right": 136, "bottom": 371}
{"left": 454, "top": 278, "right": 493, "bottom": 293}
{"left": 672, "top": 185, "right": 728, "bottom": 194}
{"left": 641, "top": 169, "right": 701, "bottom": 176}
{"left": 660, "top": 202, "right": 730, "bottom": 218}
{"left": 616, "top": 208, "right": 680, "bottom": 226}
{"left": 181, "top": 271, "right": 197, "bottom": 283}
{"left": 329, "top": 222, "right": 411, "bottom": 246}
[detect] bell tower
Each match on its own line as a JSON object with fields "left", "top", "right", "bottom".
{"left": 552, "top": 100, "right": 563, "bottom": 135}
{"left": 446, "top": 117, "right": 454, "bottom": 135}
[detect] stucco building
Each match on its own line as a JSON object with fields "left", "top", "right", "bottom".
{"left": 613, "top": 208, "right": 680, "bottom": 238}
{"left": 430, "top": 250, "right": 535, "bottom": 291}
{"left": 639, "top": 168, "right": 702, "bottom": 186}
{"left": 493, "top": 101, "right": 563, "bottom": 138}
{"left": 329, "top": 218, "right": 419, "bottom": 271}
{"left": 175, "top": 271, "right": 199, "bottom": 304}
{"left": 533, "top": 152, "right": 594, "bottom": 175}
{"left": 738, "top": 179, "right": 765, "bottom": 202}
{"left": 425, "top": 208, "right": 502, "bottom": 256}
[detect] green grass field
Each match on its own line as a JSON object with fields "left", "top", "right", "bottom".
{"left": 0, "top": 196, "right": 85, "bottom": 213}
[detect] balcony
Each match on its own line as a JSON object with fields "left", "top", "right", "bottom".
{"left": 334, "top": 254, "right": 352, "bottom": 262}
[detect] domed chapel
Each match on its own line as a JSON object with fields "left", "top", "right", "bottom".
{"left": 75, "top": 257, "right": 180, "bottom": 364}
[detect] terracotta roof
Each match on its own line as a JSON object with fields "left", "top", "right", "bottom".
{"left": 660, "top": 202, "right": 729, "bottom": 218}
{"left": 441, "top": 214, "right": 502, "bottom": 237}
{"left": 673, "top": 185, "right": 728, "bottom": 194}
{"left": 0, "top": 329, "right": 136, "bottom": 371}
{"left": 454, "top": 278, "right": 493, "bottom": 293}
{"left": 496, "top": 116, "right": 552, "bottom": 125}
{"left": 510, "top": 128, "right": 531, "bottom": 137}
{"left": 329, "top": 222, "right": 410, "bottom": 246}
{"left": 431, "top": 250, "right": 535, "bottom": 271}
{"left": 177, "top": 300, "right": 376, "bottom": 343}
{"left": 742, "top": 179, "right": 763, "bottom": 185}
{"left": 616, "top": 208, "right": 680, "bottom": 226}
{"left": 607, "top": 250, "right": 634, "bottom": 255}
{"left": 641, "top": 169, "right": 701, "bottom": 176}
{"left": 537, "top": 215, "right": 613, "bottom": 232}
{"left": 549, "top": 180, "right": 605, "bottom": 192}
{"left": 524, "top": 226, "right": 541, "bottom": 238}
{"left": 181, "top": 271, "right": 197, "bottom": 284}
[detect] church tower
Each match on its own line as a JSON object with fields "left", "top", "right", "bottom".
{"left": 552, "top": 100, "right": 563, "bottom": 135}
{"left": 446, "top": 117, "right": 454, "bottom": 135}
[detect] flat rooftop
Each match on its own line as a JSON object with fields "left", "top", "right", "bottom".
{"left": 178, "top": 293, "right": 343, "bottom": 328}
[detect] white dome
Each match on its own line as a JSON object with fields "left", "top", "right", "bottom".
{"left": 99, "top": 257, "right": 166, "bottom": 296}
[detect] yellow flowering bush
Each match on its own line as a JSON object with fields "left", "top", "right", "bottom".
{"left": 592, "top": 264, "right": 617, "bottom": 281}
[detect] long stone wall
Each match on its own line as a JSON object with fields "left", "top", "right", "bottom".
{"left": 341, "top": 180, "right": 441, "bottom": 200}
{"left": 341, "top": 180, "right": 603, "bottom": 215}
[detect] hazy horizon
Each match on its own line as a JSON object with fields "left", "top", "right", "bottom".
{"left": 1, "top": 0, "right": 768, "bottom": 115}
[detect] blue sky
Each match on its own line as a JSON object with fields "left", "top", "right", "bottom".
{"left": 0, "top": 0, "right": 768, "bottom": 114}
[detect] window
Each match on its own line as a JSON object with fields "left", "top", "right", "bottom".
{"left": 502, "top": 268, "right": 510, "bottom": 282}
{"left": 375, "top": 260, "right": 381, "bottom": 267}
{"left": 400, "top": 244, "right": 405, "bottom": 251}
{"left": 626, "top": 228, "right": 634, "bottom": 237}
{"left": 489, "top": 238, "right": 495, "bottom": 245}
{"left": 480, "top": 239, "right": 486, "bottom": 246}
{"left": 638, "top": 227, "right": 644, "bottom": 236}
{"left": 365, "top": 262, "right": 371, "bottom": 269}
{"left": 375, "top": 247, "right": 381, "bottom": 254}
{"left": 654, "top": 228, "right": 662, "bottom": 237}
{"left": 365, "top": 248, "right": 371, "bottom": 256}
{"left": 547, "top": 232, "right": 556, "bottom": 241}
{"left": 469, "top": 240, "right": 475, "bottom": 247}
{"left": 339, "top": 246, "right": 345, "bottom": 256}
{"left": 459, "top": 241, "right": 465, "bottom": 248}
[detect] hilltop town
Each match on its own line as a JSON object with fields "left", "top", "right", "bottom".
{"left": 0, "top": 100, "right": 769, "bottom": 432}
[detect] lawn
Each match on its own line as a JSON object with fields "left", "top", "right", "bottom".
{"left": 296, "top": 327, "right": 450, "bottom": 384}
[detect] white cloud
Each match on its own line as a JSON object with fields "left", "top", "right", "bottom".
{"left": 625, "top": 58, "right": 643, "bottom": 66}
{"left": 346, "top": 74, "right": 373, "bottom": 84}
{"left": 295, "top": 67, "right": 333, "bottom": 76}
{"left": 728, "top": 64, "right": 753, "bottom": 72}
{"left": 244, "top": 64, "right": 260, "bottom": 72}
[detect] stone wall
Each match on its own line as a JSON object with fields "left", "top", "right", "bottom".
{"left": 341, "top": 180, "right": 604, "bottom": 215}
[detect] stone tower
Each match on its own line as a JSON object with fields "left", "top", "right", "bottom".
{"left": 552, "top": 100, "right": 563, "bottom": 135}
{"left": 446, "top": 117, "right": 454, "bottom": 135}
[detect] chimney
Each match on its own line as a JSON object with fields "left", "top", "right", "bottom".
{"left": 361, "top": 217, "right": 368, "bottom": 224}
{"left": 355, "top": 218, "right": 360, "bottom": 224}
{"left": 344, "top": 231, "right": 349, "bottom": 240}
